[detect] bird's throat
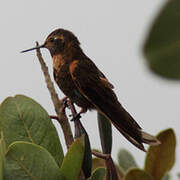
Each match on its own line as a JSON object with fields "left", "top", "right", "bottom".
{"left": 52, "top": 54, "right": 66, "bottom": 72}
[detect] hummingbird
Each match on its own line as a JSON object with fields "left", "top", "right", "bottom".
{"left": 21, "top": 28, "right": 160, "bottom": 151}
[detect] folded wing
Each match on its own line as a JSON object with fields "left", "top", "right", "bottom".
{"left": 69, "top": 59, "right": 160, "bottom": 151}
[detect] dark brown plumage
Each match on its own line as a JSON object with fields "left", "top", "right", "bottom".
{"left": 22, "top": 28, "right": 160, "bottom": 151}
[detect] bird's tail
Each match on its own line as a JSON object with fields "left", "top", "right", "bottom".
{"left": 141, "top": 131, "right": 161, "bottom": 146}
{"left": 78, "top": 78, "right": 160, "bottom": 151}
{"left": 99, "top": 102, "right": 160, "bottom": 152}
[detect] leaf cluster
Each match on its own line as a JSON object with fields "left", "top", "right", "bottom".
{"left": 0, "top": 95, "right": 86, "bottom": 180}
{"left": 0, "top": 95, "right": 178, "bottom": 180}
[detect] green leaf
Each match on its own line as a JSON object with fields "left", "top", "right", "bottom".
{"left": 124, "top": 168, "right": 153, "bottom": 180}
{"left": 97, "top": 112, "right": 112, "bottom": 154}
{"left": 178, "top": 173, "right": 180, "bottom": 179}
{"left": 82, "top": 132, "right": 92, "bottom": 178}
{"left": 74, "top": 120, "right": 92, "bottom": 179}
{"left": 0, "top": 132, "right": 6, "bottom": 157}
{"left": 4, "top": 141, "right": 65, "bottom": 180}
{"left": 118, "top": 148, "right": 138, "bottom": 173}
{"left": 144, "top": 128, "right": 176, "bottom": 180}
{"left": 0, "top": 132, "right": 6, "bottom": 180}
{"left": 0, "top": 95, "right": 64, "bottom": 166}
{"left": 60, "top": 136, "right": 85, "bottom": 180}
{"left": 92, "top": 157, "right": 105, "bottom": 171}
{"left": 90, "top": 167, "right": 106, "bottom": 180}
{"left": 162, "top": 173, "right": 171, "bottom": 180}
{"left": 92, "top": 158, "right": 106, "bottom": 180}
{"left": 143, "top": 0, "right": 180, "bottom": 79}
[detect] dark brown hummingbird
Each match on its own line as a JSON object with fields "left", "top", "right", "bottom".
{"left": 21, "top": 28, "right": 160, "bottom": 151}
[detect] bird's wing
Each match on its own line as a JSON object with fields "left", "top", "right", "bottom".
{"left": 69, "top": 59, "right": 116, "bottom": 105}
{"left": 96, "top": 66, "right": 114, "bottom": 89}
{"left": 69, "top": 59, "right": 114, "bottom": 91}
{"left": 69, "top": 59, "right": 150, "bottom": 151}
{"left": 99, "top": 77, "right": 114, "bottom": 89}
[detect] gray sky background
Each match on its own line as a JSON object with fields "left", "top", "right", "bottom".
{"left": 1, "top": 0, "right": 179, "bottom": 178}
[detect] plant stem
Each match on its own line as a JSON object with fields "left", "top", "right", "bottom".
{"left": 35, "top": 42, "right": 73, "bottom": 149}
{"left": 67, "top": 100, "right": 86, "bottom": 180}
{"left": 92, "top": 151, "right": 120, "bottom": 180}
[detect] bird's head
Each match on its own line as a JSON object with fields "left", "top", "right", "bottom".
{"left": 21, "top": 28, "right": 80, "bottom": 56}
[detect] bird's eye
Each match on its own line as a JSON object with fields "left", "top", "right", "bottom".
{"left": 49, "top": 38, "right": 54, "bottom": 43}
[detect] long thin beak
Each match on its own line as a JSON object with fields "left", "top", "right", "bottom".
{"left": 21, "top": 44, "right": 45, "bottom": 53}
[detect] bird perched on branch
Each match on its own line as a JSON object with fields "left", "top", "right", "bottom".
{"left": 21, "top": 28, "right": 160, "bottom": 151}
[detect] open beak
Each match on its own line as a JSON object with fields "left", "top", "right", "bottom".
{"left": 21, "top": 44, "right": 45, "bottom": 53}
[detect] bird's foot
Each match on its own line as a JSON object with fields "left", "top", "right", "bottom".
{"left": 69, "top": 107, "right": 86, "bottom": 121}
{"left": 60, "top": 96, "right": 68, "bottom": 104}
{"left": 60, "top": 97, "right": 69, "bottom": 111}
{"left": 70, "top": 113, "right": 82, "bottom": 121}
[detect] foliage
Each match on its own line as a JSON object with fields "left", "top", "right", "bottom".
{"left": 144, "top": 129, "right": 176, "bottom": 180}
{"left": 0, "top": 95, "right": 177, "bottom": 179}
{"left": 144, "top": 0, "right": 180, "bottom": 79}
{"left": 0, "top": 95, "right": 117, "bottom": 179}
{"left": 92, "top": 129, "right": 177, "bottom": 180}
{"left": 4, "top": 141, "right": 64, "bottom": 180}
{"left": 117, "top": 148, "right": 137, "bottom": 173}
{"left": 0, "top": 95, "right": 64, "bottom": 167}
{"left": 0, "top": 95, "right": 86, "bottom": 180}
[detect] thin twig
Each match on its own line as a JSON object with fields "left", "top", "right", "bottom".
{"left": 92, "top": 150, "right": 110, "bottom": 160}
{"left": 35, "top": 42, "right": 73, "bottom": 148}
{"left": 67, "top": 100, "right": 86, "bottom": 180}
{"left": 92, "top": 151, "right": 121, "bottom": 180}
{"left": 50, "top": 115, "right": 59, "bottom": 121}
{"left": 66, "top": 100, "right": 83, "bottom": 138}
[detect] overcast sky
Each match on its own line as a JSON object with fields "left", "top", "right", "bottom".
{"left": 1, "top": 0, "right": 179, "bottom": 178}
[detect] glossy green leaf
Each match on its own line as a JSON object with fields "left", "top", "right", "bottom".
{"left": 0, "top": 132, "right": 6, "bottom": 180}
{"left": 0, "top": 95, "right": 64, "bottom": 166}
{"left": 90, "top": 168, "right": 106, "bottom": 180}
{"left": 145, "top": 129, "right": 176, "bottom": 180}
{"left": 60, "top": 136, "right": 85, "bottom": 180}
{"left": 98, "top": 112, "right": 112, "bottom": 154}
{"left": 124, "top": 168, "right": 153, "bottom": 180}
{"left": 4, "top": 141, "right": 65, "bottom": 180}
{"left": 118, "top": 148, "right": 138, "bottom": 173}
{"left": 143, "top": 0, "right": 180, "bottom": 79}
{"left": 74, "top": 119, "right": 92, "bottom": 179}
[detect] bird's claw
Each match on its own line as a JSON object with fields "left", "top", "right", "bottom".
{"left": 60, "top": 97, "right": 69, "bottom": 112}
{"left": 61, "top": 96, "right": 68, "bottom": 104}
{"left": 70, "top": 113, "right": 82, "bottom": 121}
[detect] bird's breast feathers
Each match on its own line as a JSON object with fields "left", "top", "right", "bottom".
{"left": 53, "top": 54, "right": 65, "bottom": 72}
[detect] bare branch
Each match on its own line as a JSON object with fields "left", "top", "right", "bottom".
{"left": 35, "top": 42, "right": 73, "bottom": 148}
{"left": 92, "top": 151, "right": 121, "bottom": 180}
